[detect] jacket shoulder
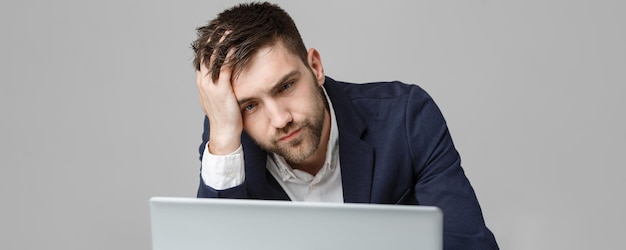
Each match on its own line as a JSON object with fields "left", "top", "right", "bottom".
{"left": 326, "top": 77, "right": 431, "bottom": 101}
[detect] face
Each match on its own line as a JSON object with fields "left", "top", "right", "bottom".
{"left": 232, "top": 41, "right": 327, "bottom": 164}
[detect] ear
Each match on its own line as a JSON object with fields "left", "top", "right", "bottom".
{"left": 307, "top": 48, "right": 325, "bottom": 86}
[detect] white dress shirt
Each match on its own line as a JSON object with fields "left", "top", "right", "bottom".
{"left": 201, "top": 87, "right": 343, "bottom": 202}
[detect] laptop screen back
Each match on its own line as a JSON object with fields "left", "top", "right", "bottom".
{"left": 150, "top": 197, "right": 442, "bottom": 250}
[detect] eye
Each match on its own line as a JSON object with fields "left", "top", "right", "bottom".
{"left": 279, "top": 82, "right": 293, "bottom": 92}
{"left": 243, "top": 103, "right": 256, "bottom": 112}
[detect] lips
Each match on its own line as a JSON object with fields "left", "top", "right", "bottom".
{"left": 278, "top": 128, "right": 301, "bottom": 142}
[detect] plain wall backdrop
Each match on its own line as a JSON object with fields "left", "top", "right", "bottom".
{"left": 1, "top": 0, "right": 624, "bottom": 249}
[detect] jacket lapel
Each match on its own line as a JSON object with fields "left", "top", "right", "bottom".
{"left": 324, "top": 78, "right": 375, "bottom": 203}
{"left": 241, "top": 133, "right": 290, "bottom": 200}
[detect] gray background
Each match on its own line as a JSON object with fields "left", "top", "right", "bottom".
{"left": 1, "top": 0, "right": 624, "bottom": 249}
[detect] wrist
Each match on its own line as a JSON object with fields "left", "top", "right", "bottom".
{"left": 208, "top": 133, "right": 241, "bottom": 155}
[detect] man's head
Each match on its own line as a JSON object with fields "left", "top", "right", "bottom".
{"left": 192, "top": 2, "right": 329, "bottom": 168}
{"left": 191, "top": 2, "right": 308, "bottom": 81}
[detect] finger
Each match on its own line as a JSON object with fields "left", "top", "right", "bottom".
{"left": 196, "top": 51, "right": 213, "bottom": 90}
{"left": 207, "top": 31, "right": 233, "bottom": 81}
{"left": 196, "top": 69, "right": 204, "bottom": 89}
{"left": 217, "top": 47, "right": 237, "bottom": 85}
{"left": 198, "top": 92, "right": 209, "bottom": 115}
{"left": 199, "top": 56, "right": 209, "bottom": 75}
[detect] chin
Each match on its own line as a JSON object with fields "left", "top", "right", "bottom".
{"left": 276, "top": 139, "right": 318, "bottom": 164}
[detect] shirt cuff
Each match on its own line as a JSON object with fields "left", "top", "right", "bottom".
{"left": 201, "top": 143, "right": 245, "bottom": 190}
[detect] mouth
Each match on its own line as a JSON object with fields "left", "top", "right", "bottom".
{"left": 278, "top": 128, "right": 301, "bottom": 142}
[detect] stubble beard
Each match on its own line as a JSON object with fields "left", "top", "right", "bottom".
{"left": 273, "top": 117, "right": 323, "bottom": 164}
{"left": 256, "top": 87, "right": 327, "bottom": 164}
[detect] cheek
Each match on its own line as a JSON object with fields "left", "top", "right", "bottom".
{"left": 242, "top": 113, "right": 275, "bottom": 141}
{"left": 293, "top": 87, "right": 323, "bottom": 115}
{"left": 242, "top": 116, "right": 265, "bottom": 138}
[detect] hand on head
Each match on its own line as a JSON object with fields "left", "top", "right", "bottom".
{"left": 196, "top": 33, "right": 242, "bottom": 155}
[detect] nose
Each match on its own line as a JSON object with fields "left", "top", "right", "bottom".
{"left": 265, "top": 100, "right": 292, "bottom": 129}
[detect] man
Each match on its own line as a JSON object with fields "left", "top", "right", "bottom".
{"left": 192, "top": 2, "right": 498, "bottom": 249}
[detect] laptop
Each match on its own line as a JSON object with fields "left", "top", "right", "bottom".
{"left": 149, "top": 197, "right": 442, "bottom": 250}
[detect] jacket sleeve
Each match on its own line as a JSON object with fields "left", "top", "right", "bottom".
{"left": 406, "top": 86, "right": 499, "bottom": 250}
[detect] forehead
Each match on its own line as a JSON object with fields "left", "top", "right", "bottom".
{"left": 232, "top": 42, "right": 306, "bottom": 96}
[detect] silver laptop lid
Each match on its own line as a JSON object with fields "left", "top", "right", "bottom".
{"left": 150, "top": 197, "right": 442, "bottom": 250}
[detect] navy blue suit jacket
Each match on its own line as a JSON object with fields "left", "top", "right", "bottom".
{"left": 197, "top": 77, "right": 498, "bottom": 249}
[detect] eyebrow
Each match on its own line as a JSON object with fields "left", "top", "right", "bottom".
{"left": 237, "top": 70, "right": 301, "bottom": 106}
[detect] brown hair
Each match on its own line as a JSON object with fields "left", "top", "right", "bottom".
{"left": 191, "top": 2, "right": 308, "bottom": 81}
